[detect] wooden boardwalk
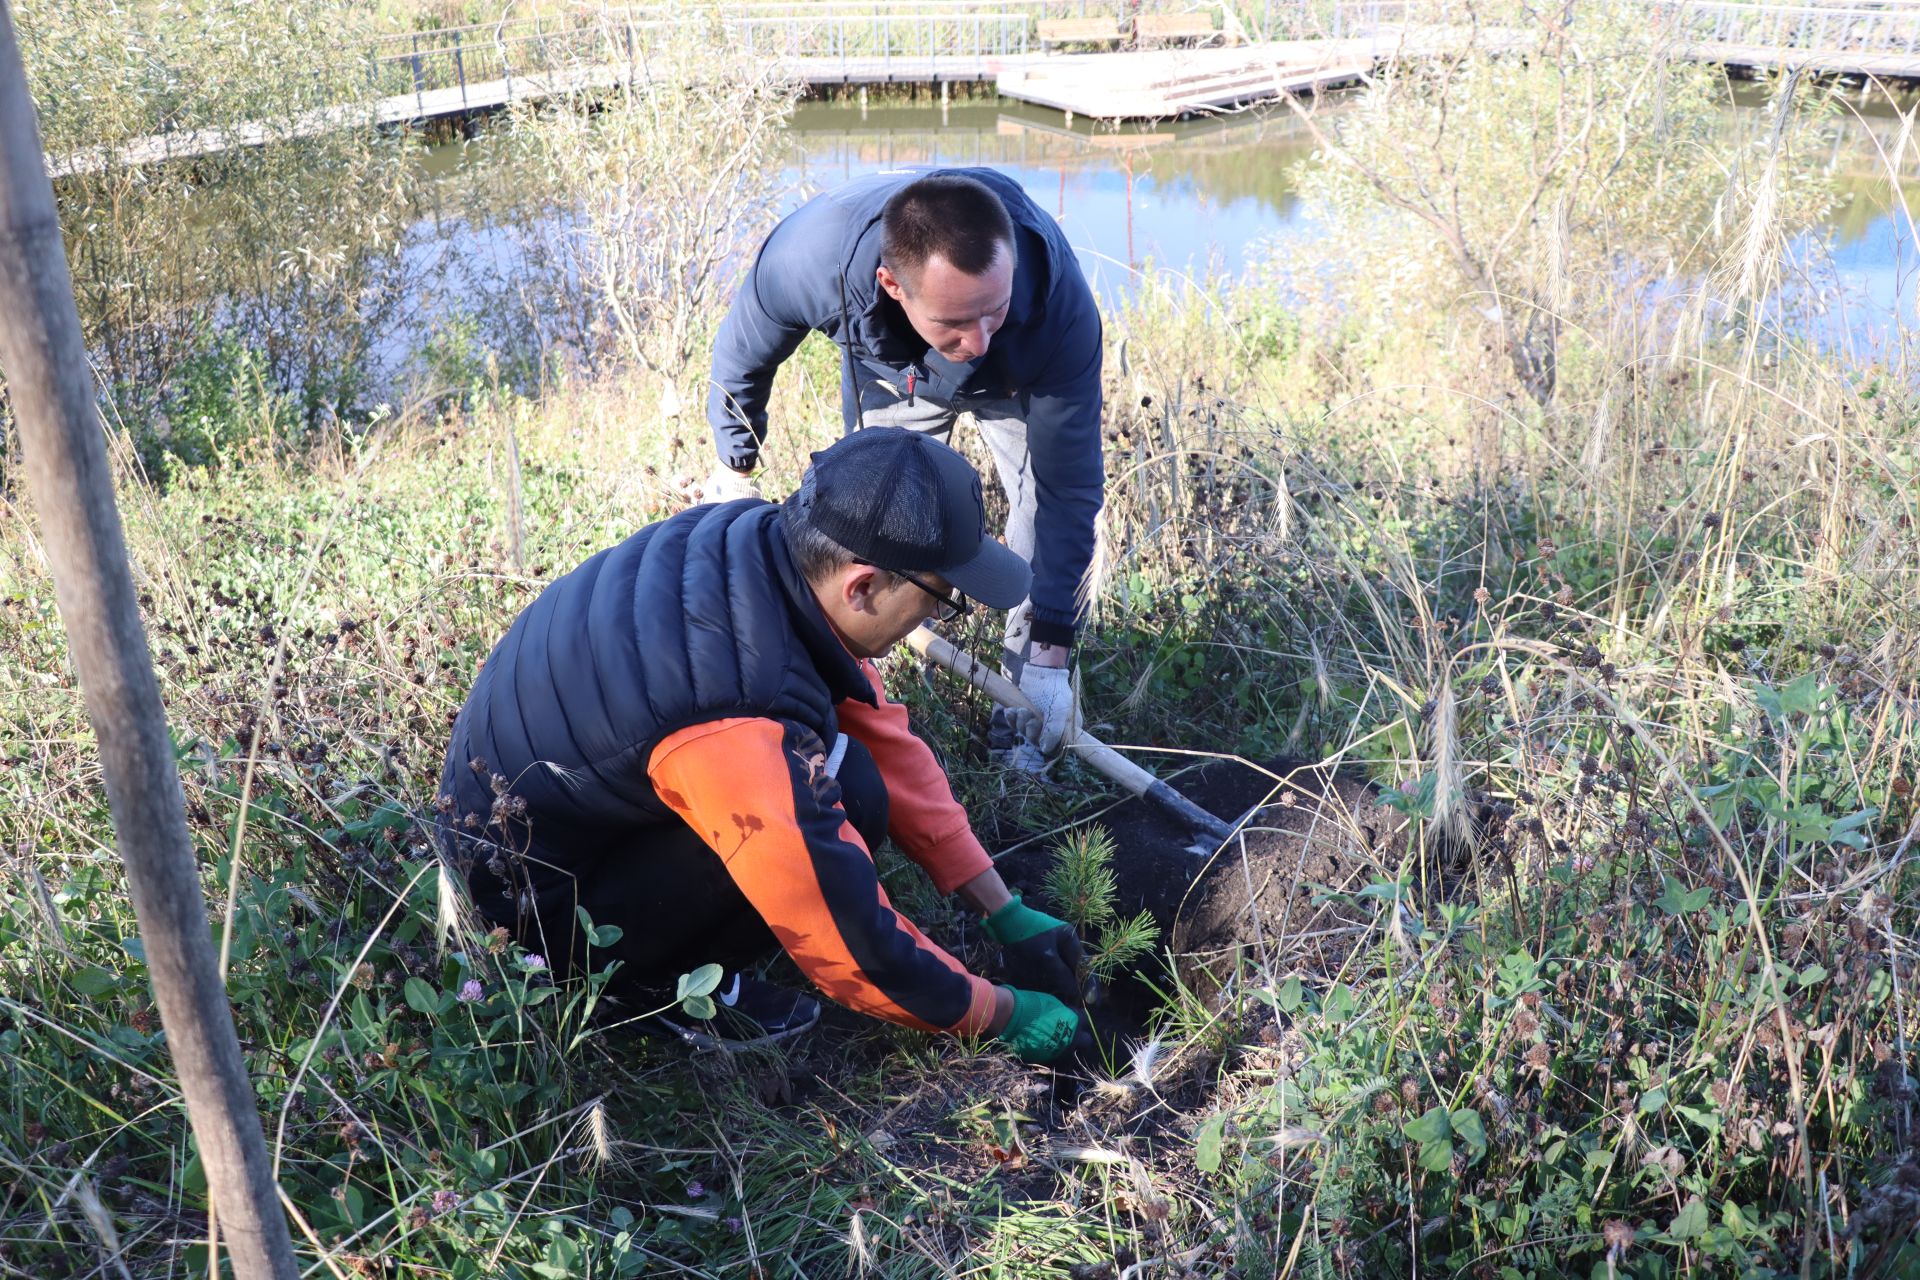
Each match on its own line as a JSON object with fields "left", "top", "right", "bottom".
{"left": 52, "top": 32, "right": 1418, "bottom": 177}
{"left": 53, "top": 56, "right": 1017, "bottom": 176}
{"left": 1684, "top": 40, "right": 1920, "bottom": 75}
{"left": 994, "top": 40, "right": 1375, "bottom": 118}
{"left": 49, "top": 1, "right": 1920, "bottom": 174}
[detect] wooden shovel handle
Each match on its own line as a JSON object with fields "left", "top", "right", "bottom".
{"left": 904, "top": 628, "right": 1234, "bottom": 846}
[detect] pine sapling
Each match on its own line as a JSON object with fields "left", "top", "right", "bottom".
{"left": 1043, "top": 824, "right": 1160, "bottom": 981}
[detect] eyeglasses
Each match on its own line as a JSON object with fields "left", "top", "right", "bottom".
{"left": 857, "top": 561, "right": 974, "bottom": 623}
{"left": 897, "top": 571, "right": 974, "bottom": 623}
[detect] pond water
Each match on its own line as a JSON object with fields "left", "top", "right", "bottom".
{"left": 394, "top": 83, "right": 1920, "bottom": 389}
{"left": 786, "top": 96, "right": 1322, "bottom": 295}
{"left": 777, "top": 87, "right": 1920, "bottom": 357}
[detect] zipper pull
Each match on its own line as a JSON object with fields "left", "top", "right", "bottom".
{"left": 906, "top": 371, "right": 917, "bottom": 406}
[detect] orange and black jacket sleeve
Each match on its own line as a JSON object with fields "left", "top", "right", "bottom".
{"left": 837, "top": 658, "right": 995, "bottom": 895}
{"left": 648, "top": 717, "right": 999, "bottom": 1036}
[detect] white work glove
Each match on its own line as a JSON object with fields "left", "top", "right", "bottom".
{"left": 1011, "top": 664, "right": 1076, "bottom": 771}
{"left": 700, "top": 463, "right": 762, "bottom": 504}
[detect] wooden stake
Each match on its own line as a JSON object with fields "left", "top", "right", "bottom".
{"left": 0, "top": 5, "right": 298, "bottom": 1277}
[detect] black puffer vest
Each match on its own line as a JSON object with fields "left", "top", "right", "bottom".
{"left": 438, "top": 500, "right": 876, "bottom": 901}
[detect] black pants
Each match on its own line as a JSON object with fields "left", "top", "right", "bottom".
{"left": 469, "top": 734, "right": 890, "bottom": 993}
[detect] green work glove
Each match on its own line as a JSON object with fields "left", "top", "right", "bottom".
{"left": 982, "top": 895, "right": 1086, "bottom": 1005}
{"left": 994, "top": 986, "right": 1089, "bottom": 1064}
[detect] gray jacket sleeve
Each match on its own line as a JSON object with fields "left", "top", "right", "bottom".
{"left": 1022, "top": 289, "right": 1105, "bottom": 647}
{"left": 706, "top": 200, "right": 843, "bottom": 471}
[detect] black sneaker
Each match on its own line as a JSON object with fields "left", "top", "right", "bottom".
{"left": 652, "top": 973, "right": 821, "bottom": 1052}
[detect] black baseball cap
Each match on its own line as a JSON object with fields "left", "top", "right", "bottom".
{"left": 802, "top": 428, "right": 1031, "bottom": 609}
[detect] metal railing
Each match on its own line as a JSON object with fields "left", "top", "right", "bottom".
{"left": 1225, "top": 0, "right": 1412, "bottom": 41}
{"left": 369, "top": 8, "right": 1043, "bottom": 99}
{"left": 366, "top": 2, "right": 1282, "bottom": 104}
{"left": 371, "top": 25, "right": 620, "bottom": 103}
{"left": 363, "top": 0, "right": 1920, "bottom": 116}
{"left": 730, "top": 12, "right": 1033, "bottom": 65}
{"left": 1649, "top": 0, "right": 1920, "bottom": 53}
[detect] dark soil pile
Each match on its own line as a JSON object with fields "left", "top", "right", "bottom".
{"left": 1001, "top": 756, "right": 1412, "bottom": 1012}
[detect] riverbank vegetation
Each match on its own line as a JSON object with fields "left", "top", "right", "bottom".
{"left": 2, "top": 2, "right": 1917, "bottom": 1276}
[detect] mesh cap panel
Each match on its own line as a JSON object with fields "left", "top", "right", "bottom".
{"left": 810, "top": 430, "right": 979, "bottom": 572}
{"left": 804, "top": 427, "right": 1031, "bottom": 609}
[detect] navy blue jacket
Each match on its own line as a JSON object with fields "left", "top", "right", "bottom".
{"left": 440, "top": 500, "right": 997, "bottom": 1034}
{"left": 706, "top": 167, "right": 1104, "bottom": 645}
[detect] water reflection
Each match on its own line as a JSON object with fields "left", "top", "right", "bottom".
{"left": 786, "top": 98, "right": 1324, "bottom": 294}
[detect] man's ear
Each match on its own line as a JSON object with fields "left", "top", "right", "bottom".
{"left": 876, "top": 262, "right": 908, "bottom": 304}
{"left": 841, "top": 562, "right": 884, "bottom": 614}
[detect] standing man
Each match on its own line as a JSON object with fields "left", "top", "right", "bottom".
{"left": 703, "top": 168, "right": 1104, "bottom": 768}
{"left": 441, "top": 429, "right": 1092, "bottom": 1062}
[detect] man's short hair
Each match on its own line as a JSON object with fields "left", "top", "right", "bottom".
{"left": 881, "top": 173, "right": 1016, "bottom": 285}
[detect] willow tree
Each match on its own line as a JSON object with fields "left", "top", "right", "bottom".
{"left": 1285, "top": 1, "right": 1831, "bottom": 408}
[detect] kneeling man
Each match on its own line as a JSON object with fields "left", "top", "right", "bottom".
{"left": 440, "top": 428, "right": 1089, "bottom": 1062}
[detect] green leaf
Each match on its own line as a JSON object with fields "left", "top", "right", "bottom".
{"left": 677, "top": 963, "right": 723, "bottom": 1001}
{"left": 1403, "top": 1105, "right": 1452, "bottom": 1145}
{"left": 1194, "top": 1114, "right": 1226, "bottom": 1174}
{"left": 682, "top": 993, "right": 716, "bottom": 1020}
{"left": 1276, "top": 977, "right": 1303, "bottom": 1013}
{"left": 1497, "top": 951, "right": 1540, "bottom": 993}
{"left": 1356, "top": 877, "right": 1412, "bottom": 902}
{"left": 1654, "top": 875, "right": 1712, "bottom": 916}
{"left": 610, "top": 1206, "right": 634, "bottom": 1229}
{"left": 1796, "top": 964, "right": 1829, "bottom": 987}
{"left": 1380, "top": 775, "right": 1437, "bottom": 819}
{"left": 70, "top": 965, "right": 118, "bottom": 997}
{"left": 182, "top": 1150, "right": 206, "bottom": 1197}
{"left": 1778, "top": 673, "right": 1826, "bottom": 717}
{"left": 1828, "top": 806, "right": 1879, "bottom": 850}
{"left": 404, "top": 977, "right": 440, "bottom": 1017}
{"left": 1668, "top": 1195, "right": 1710, "bottom": 1241}
{"left": 1638, "top": 1085, "right": 1669, "bottom": 1115}
{"left": 574, "top": 906, "right": 624, "bottom": 947}
{"left": 1416, "top": 1138, "right": 1455, "bottom": 1171}
{"left": 1449, "top": 1108, "right": 1488, "bottom": 1162}
{"left": 1830, "top": 806, "right": 1880, "bottom": 835}
{"left": 549, "top": 1236, "right": 582, "bottom": 1270}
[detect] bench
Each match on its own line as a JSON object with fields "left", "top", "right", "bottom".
{"left": 1037, "top": 17, "right": 1127, "bottom": 50}
{"left": 1133, "top": 12, "right": 1228, "bottom": 46}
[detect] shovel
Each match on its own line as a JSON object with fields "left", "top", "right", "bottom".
{"left": 905, "top": 628, "right": 1237, "bottom": 848}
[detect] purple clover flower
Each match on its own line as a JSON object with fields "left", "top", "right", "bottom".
{"left": 457, "top": 979, "right": 484, "bottom": 1003}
